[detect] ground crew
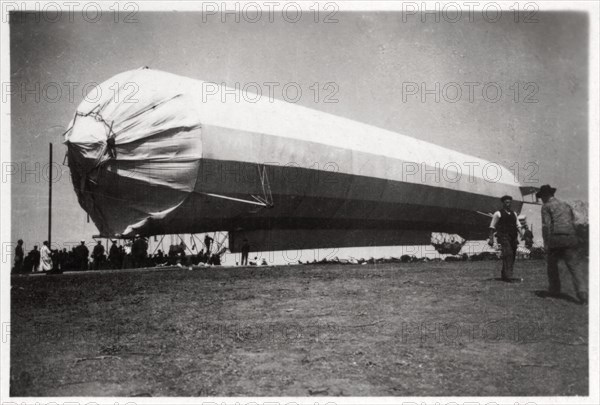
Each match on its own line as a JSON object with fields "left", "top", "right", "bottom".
{"left": 537, "top": 184, "right": 587, "bottom": 305}
{"left": 75, "top": 240, "right": 89, "bottom": 270}
{"left": 92, "top": 240, "right": 105, "bottom": 270}
{"left": 39, "top": 241, "right": 53, "bottom": 272}
{"left": 14, "top": 239, "right": 24, "bottom": 273}
{"left": 109, "top": 240, "right": 120, "bottom": 269}
{"left": 241, "top": 239, "right": 250, "bottom": 266}
{"left": 488, "top": 195, "right": 524, "bottom": 282}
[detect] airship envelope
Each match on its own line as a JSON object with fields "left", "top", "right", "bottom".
{"left": 65, "top": 68, "right": 524, "bottom": 252}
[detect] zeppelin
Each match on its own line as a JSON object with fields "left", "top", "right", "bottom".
{"left": 64, "top": 68, "right": 527, "bottom": 252}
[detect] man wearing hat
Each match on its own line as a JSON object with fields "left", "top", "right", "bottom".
{"left": 488, "top": 195, "right": 524, "bottom": 282}
{"left": 518, "top": 215, "right": 534, "bottom": 249}
{"left": 537, "top": 185, "right": 587, "bottom": 304}
{"left": 75, "top": 240, "right": 89, "bottom": 271}
{"left": 108, "top": 240, "right": 120, "bottom": 269}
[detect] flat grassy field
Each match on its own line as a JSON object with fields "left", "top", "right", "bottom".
{"left": 10, "top": 260, "right": 588, "bottom": 397}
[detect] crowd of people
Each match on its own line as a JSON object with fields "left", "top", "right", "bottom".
{"left": 11, "top": 234, "right": 224, "bottom": 274}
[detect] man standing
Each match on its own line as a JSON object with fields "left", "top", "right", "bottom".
{"left": 537, "top": 185, "right": 587, "bottom": 305}
{"left": 30, "top": 246, "right": 41, "bottom": 273}
{"left": 241, "top": 239, "right": 250, "bottom": 266}
{"left": 488, "top": 195, "right": 523, "bottom": 282}
{"left": 518, "top": 215, "right": 535, "bottom": 249}
{"left": 59, "top": 248, "right": 68, "bottom": 271}
{"left": 14, "top": 239, "right": 24, "bottom": 274}
{"left": 131, "top": 236, "right": 140, "bottom": 268}
{"left": 132, "top": 235, "right": 148, "bottom": 268}
{"left": 92, "top": 240, "right": 105, "bottom": 270}
{"left": 118, "top": 245, "right": 126, "bottom": 269}
{"left": 39, "top": 241, "right": 53, "bottom": 272}
{"left": 76, "top": 240, "right": 89, "bottom": 271}
{"left": 155, "top": 249, "right": 165, "bottom": 265}
{"left": 204, "top": 235, "right": 214, "bottom": 254}
{"left": 108, "top": 240, "right": 120, "bottom": 269}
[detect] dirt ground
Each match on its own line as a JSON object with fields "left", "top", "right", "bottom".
{"left": 10, "top": 259, "right": 588, "bottom": 397}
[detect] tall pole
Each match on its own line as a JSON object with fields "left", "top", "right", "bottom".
{"left": 48, "top": 143, "right": 52, "bottom": 246}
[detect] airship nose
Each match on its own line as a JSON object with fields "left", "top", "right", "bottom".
{"left": 65, "top": 113, "right": 113, "bottom": 174}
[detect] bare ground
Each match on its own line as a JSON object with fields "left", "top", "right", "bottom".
{"left": 10, "top": 260, "right": 588, "bottom": 397}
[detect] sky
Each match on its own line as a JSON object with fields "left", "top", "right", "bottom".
{"left": 8, "top": 7, "right": 590, "bottom": 261}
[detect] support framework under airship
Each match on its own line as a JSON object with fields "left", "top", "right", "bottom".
{"left": 64, "top": 68, "right": 531, "bottom": 253}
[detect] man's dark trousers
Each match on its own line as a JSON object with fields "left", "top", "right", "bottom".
{"left": 498, "top": 233, "right": 517, "bottom": 280}
{"left": 547, "top": 245, "right": 586, "bottom": 297}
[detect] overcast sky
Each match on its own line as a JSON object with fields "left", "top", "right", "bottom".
{"left": 9, "top": 9, "right": 589, "bottom": 254}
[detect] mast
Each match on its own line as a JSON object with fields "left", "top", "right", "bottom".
{"left": 48, "top": 143, "right": 53, "bottom": 246}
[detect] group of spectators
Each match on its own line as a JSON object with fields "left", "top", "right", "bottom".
{"left": 12, "top": 234, "right": 224, "bottom": 274}
{"left": 12, "top": 239, "right": 125, "bottom": 273}
{"left": 13, "top": 239, "right": 55, "bottom": 273}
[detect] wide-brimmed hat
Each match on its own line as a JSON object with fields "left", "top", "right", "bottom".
{"left": 500, "top": 195, "right": 513, "bottom": 202}
{"left": 536, "top": 184, "right": 557, "bottom": 198}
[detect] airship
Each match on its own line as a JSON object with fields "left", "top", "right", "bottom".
{"left": 64, "top": 68, "right": 532, "bottom": 253}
